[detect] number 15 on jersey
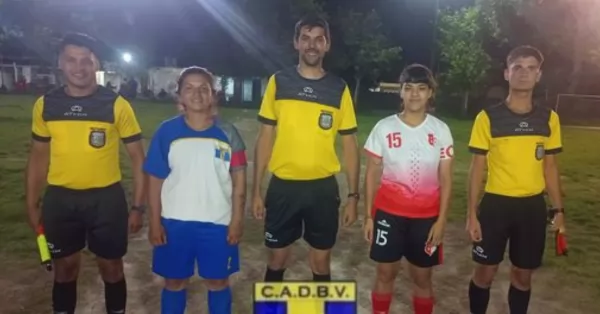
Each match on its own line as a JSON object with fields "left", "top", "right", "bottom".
{"left": 386, "top": 132, "right": 401, "bottom": 148}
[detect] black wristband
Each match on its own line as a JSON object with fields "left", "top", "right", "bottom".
{"left": 347, "top": 193, "right": 360, "bottom": 201}
{"left": 547, "top": 208, "right": 565, "bottom": 223}
{"left": 130, "top": 205, "right": 146, "bottom": 214}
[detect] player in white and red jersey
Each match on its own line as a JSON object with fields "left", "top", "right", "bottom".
{"left": 364, "top": 64, "right": 454, "bottom": 314}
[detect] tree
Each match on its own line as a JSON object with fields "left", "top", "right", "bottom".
{"left": 335, "top": 8, "right": 402, "bottom": 106}
{"left": 0, "top": 1, "right": 101, "bottom": 63}
{"left": 476, "top": 0, "right": 600, "bottom": 94}
{"left": 438, "top": 6, "right": 491, "bottom": 116}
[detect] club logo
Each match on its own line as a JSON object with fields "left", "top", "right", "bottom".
{"left": 428, "top": 133, "right": 436, "bottom": 146}
{"left": 377, "top": 219, "right": 390, "bottom": 228}
{"left": 298, "top": 86, "right": 317, "bottom": 100}
{"left": 318, "top": 111, "right": 333, "bottom": 130}
{"left": 516, "top": 121, "right": 533, "bottom": 132}
{"left": 446, "top": 145, "right": 454, "bottom": 158}
{"left": 214, "top": 141, "right": 231, "bottom": 161}
{"left": 473, "top": 245, "right": 488, "bottom": 259}
{"left": 424, "top": 244, "right": 437, "bottom": 256}
{"left": 535, "top": 143, "right": 545, "bottom": 160}
{"left": 64, "top": 104, "right": 87, "bottom": 117}
{"left": 89, "top": 128, "right": 106, "bottom": 148}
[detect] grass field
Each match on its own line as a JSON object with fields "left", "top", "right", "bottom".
{"left": 1, "top": 94, "right": 600, "bottom": 313}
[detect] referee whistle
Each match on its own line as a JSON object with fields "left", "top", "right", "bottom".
{"left": 36, "top": 226, "right": 53, "bottom": 271}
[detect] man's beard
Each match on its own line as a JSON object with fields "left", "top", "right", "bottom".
{"left": 301, "top": 54, "right": 322, "bottom": 67}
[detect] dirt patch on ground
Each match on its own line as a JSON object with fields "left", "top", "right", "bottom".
{"left": 0, "top": 117, "right": 593, "bottom": 313}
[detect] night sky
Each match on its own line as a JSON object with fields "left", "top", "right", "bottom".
{"left": 3, "top": 0, "right": 474, "bottom": 75}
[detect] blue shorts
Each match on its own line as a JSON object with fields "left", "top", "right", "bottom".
{"left": 152, "top": 218, "right": 240, "bottom": 280}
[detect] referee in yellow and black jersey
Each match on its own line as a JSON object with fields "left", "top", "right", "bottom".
{"left": 25, "top": 33, "right": 146, "bottom": 314}
{"left": 252, "top": 16, "right": 360, "bottom": 283}
{"left": 466, "top": 46, "right": 566, "bottom": 314}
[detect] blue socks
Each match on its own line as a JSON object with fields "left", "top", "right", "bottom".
{"left": 208, "top": 287, "right": 232, "bottom": 314}
{"left": 161, "top": 289, "right": 187, "bottom": 314}
{"left": 161, "top": 286, "right": 232, "bottom": 314}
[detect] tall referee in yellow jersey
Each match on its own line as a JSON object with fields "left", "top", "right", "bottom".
{"left": 25, "top": 33, "right": 146, "bottom": 314}
{"left": 466, "top": 46, "right": 566, "bottom": 314}
{"left": 252, "top": 16, "right": 360, "bottom": 283}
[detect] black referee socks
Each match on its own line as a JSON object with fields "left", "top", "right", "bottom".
{"left": 53, "top": 281, "right": 77, "bottom": 314}
{"left": 508, "top": 284, "right": 531, "bottom": 314}
{"left": 313, "top": 273, "right": 331, "bottom": 282}
{"left": 105, "top": 278, "right": 127, "bottom": 314}
{"left": 264, "top": 267, "right": 286, "bottom": 282}
{"left": 468, "top": 280, "right": 490, "bottom": 314}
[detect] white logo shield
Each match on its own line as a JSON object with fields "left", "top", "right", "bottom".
{"left": 89, "top": 129, "right": 106, "bottom": 148}
{"left": 535, "top": 143, "right": 545, "bottom": 160}
{"left": 318, "top": 112, "right": 333, "bottom": 130}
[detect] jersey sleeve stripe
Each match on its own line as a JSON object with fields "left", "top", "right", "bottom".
{"left": 469, "top": 146, "right": 488, "bottom": 155}
{"left": 122, "top": 133, "right": 142, "bottom": 143}
{"left": 545, "top": 147, "right": 563, "bottom": 155}
{"left": 31, "top": 132, "right": 51, "bottom": 142}
{"left": 230, "top": 150, "right": 248, "bottom": 171}
{"left": 339, "top": 127, "right": 358, "bottom": 135}
{"left": 257, "top": 115, "right": 277, "bottom": 125}
{"left": 364, "top": 148, "right": 382, "bottom": 158}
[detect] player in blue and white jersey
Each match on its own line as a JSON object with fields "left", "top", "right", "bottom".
{"left": 144, "top": 66, "right": 247, "bottom": 314}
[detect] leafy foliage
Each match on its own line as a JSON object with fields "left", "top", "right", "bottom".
{"left": 334, "top": 8, "right": 401, "bottom": 104}
{"left": 438, "top": 6, "right": 491, "bottom": 112}
{"left": 475, "top": 0, "right": 600, "bottom": 93}
{"left": 439, "top": 7, "right": 490, "bottom": 91}
{"left": 335, "top": 8, "right": 401, "bottom": 80}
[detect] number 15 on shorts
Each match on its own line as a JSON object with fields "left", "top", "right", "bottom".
{"left": 375, "top": 229, "right": 388, "bottom": 246}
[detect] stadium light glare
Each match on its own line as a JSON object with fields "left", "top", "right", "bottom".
{"left": 122, "top": 52, "right": 133, "bottom": 63}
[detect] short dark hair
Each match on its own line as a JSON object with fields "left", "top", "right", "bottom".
{"left": 59, "top": 32, "right": 100, "bottom": 56}
{"left": 294, "top": 15, "right": 330, "bottom": 40}
{"left": 506, "top": 45, "right": 544, "bottom": 67}
{"left": 399, "top": 64, "right": 438, "bottom": 91}
{"left": 176, "top": 66, "right": 215, "bottom": 94}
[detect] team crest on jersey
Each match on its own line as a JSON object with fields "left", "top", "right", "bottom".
{"left": 214, "top": 141, "right": 231, "bottom": 162}
{"left": 535, "top": 143, "right": 545, "bottom": 160}
{"left": 89, "top": 128, "right": 106, "bottom": 148}
{"left": 318, "top": 111, "right": 334, "bottom": 130}
{"left": 428, "top": 133, "right": 436, "bottom": 146}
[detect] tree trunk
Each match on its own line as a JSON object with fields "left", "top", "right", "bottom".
{"left": 462, "top": 90, "right": 470, "bottom": 117}
{"left": 353, "top": 76, "right": 361, "bottom": 108}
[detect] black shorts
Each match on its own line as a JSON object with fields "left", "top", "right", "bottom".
{"left": 41, "top": 182, "right": 129, "bottom": 260}
{"left": 472, "top": 193, "right": 547, "bottom": 269}
{"left": 369, "top": 209, "right": 442, "bottom": 268}
{"left": 264, "top": 175, "right": 340, "bottom": 250}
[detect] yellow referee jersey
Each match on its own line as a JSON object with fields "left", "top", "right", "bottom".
{"left": 468, "top": 102, "right": 562, "bottom": 197}
{"left": 31, "top": 86, "right": 142, "bottom": 190}
{"left": 258, "top": 67, "right": 358, "bottom": 180}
